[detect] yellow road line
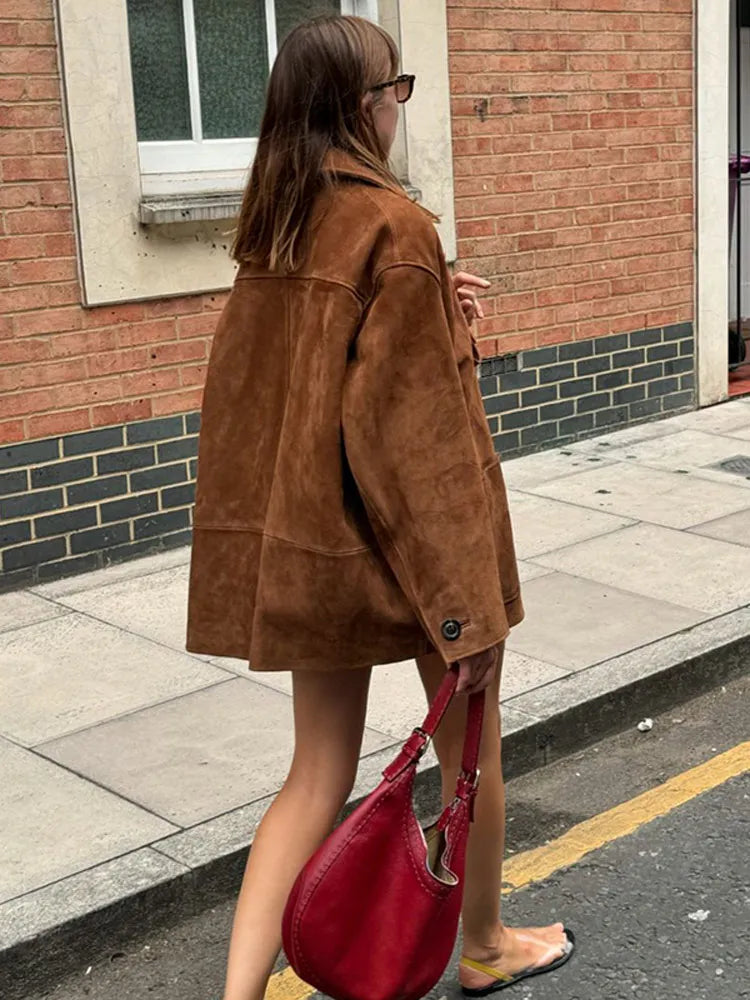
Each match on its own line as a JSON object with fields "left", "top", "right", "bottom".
{"left": 266, "top": 965, "right": 315, "bottom": 1000}
{"left": 265, "top": 740, "right": 750, "bottom": 1000}
{"left": 502, "top": 740, "right": 750, "bottom": 893}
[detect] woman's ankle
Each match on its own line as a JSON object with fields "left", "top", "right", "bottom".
{"left": 461, "top": 921, "right": 505, "bottom": 961}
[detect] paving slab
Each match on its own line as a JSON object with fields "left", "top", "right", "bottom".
{"left": 502, "top": 449, "right": 616, "bottom": 491}
{"left": 596, "top": 428, "right": 750, "bottom": 472}
{"left": 0, "top": 613, "right": 227, "bottom": 746}
{"left": 506, "top": 571, "right": 706, "bottom": 671}
{"left": 533, "top": 522, "right": 750, "bottom": 615}
{"left": 0, "top": 736, "right": 175, "bottom": 904}
{"left": 531, "top": 461, "right": 750, "bottom": 529}
{"left": 517, "top": 560, "right": 554, "bottom": 583}
{"left": 667, "top": 397, "right": 750, "bottom": 434}
{"left": 722, "top": 422, "right": 750, "bottom": 440}
{"left": 563, "top": 417, "right": 683, "bottom": 451}
{"left": 0, "top": 590, "right": 71, "bottom": 634}
{"left": 36, "top": 678, "right": 392, "bottom": 827}
{"left": 591, "top": 428, "right": 750, "bottom": 494}
{"left": 499, "top": 652, "right": 570, "bottom": 698}
{"left": 506, "top": 606, "right": 750, "bottom": 727}
{"left": 506, "top": 490, "right": 632, "bottom": 559}
{"left": 689, "top": 507, "right": 750, "bottom": 547}
{"left": 51, "top": 563, "right": 195, "bottom": 654}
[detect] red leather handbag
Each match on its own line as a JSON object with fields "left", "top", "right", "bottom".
{"left": 282, "top": 669, "right": 484, "bottom": 1000}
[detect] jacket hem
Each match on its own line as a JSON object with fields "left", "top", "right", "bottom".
{"left": 185, "top": 595, "right": 523, "bottom": 671}
{"left": 186, "top": 635, "right": 436, "bottom": 672}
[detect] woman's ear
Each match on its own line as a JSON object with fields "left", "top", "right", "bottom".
{"left": 360, "top": 91, "right": 375, "bottom": 122}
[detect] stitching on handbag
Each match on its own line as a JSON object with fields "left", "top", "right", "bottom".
{"left": 399, "top": 789, "right": 449, "bottom": 900}
{"left": 442, "top": 810, "right": 469, "bottom": 876}
{"left": 291, "top": 776, "right": 404, "bottom": 979}
{"left": 292, "top": 785, "right": 394, "bottom": 980}
{"left": 291, "top": 770, "right": 462, "bottom": 985}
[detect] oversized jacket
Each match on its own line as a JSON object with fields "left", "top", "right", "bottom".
{"left": 186, "top": 150, "right": 523, "bottom": 671}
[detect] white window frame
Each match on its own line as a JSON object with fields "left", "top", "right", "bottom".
{"left": 138, "top": 0, "right": 358, "bottom": 190}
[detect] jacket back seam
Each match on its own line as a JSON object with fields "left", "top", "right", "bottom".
{"left": 372, "top": 260, "right": 442, "bottom": 289}
{"left": 235, "top": 272, "right": 366, "bottom": 308}
{"left": 193, "top": 522, "right": 369, "bottom": 557}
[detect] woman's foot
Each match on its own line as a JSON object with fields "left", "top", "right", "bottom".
{"left": 459, "top": 923, "right": 572, "bottom": 990}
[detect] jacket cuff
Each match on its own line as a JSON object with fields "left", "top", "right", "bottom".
{"left": 427, "top": 612, "right": 509, "bottom": 665}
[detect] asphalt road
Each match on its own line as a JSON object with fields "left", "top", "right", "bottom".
{"left": 20, "top": 672, "right": 750, "bottom": 1000}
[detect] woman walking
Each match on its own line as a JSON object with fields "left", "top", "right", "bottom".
{"left": 186, "top": 15, "right": 573, "bottom": 1000}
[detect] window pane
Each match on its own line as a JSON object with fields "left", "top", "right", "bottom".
{"left": 194, "top": 0, "right": 268, "bottom": 140}
{"left": 275, "top": 0, "right": 341, "bottom": 44}
{"left": 126, "top": 0, "right": 192, "bottom": 141}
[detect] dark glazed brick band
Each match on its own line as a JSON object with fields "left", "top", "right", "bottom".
{"left": 0, "top": 414, "right": 200, "bottom": 592}
{"left": 479, "top": 323, "right": 695, "bottom": 460}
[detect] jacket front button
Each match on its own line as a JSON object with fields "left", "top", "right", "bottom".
{"left": 441, "top": 619, "right": 462, "bottom": 642}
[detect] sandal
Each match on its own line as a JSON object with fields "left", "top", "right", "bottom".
{"left": 460, "top": 928, "right": 576, "bottom": 995}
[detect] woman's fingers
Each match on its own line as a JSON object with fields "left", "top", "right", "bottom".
{"left": 456, "top": 659, "right": 473, "bottom": 694}
{"left": 459, "top": 293, "right": 484, "bottom": 323}
{"left": 455, "top": 646, "right": 499, "bottom": 694}
{"left": 453, "top": 271, "right": 491, "bottom": 290}
{"left": 456, "top": 275, "right": 487, "bottom": 325}
{"left": 464, "top": 297, "right": 484, "bottom": 320}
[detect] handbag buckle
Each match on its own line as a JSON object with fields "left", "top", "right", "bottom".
{"left": 411, "top": 727, "right": 430, "bottom": 756}
{"left": 402, "top": 726, "right": 430, "bottom": 763}
{"left": 383, "top": 727, "right": 431, "bottom": 781}
{"left": 456, "top": 768, "right": 481, "bottom": 821}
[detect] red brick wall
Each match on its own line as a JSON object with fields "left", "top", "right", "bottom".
{"left": 447, "top": 0, "right": 694, "bottom": 360}
{"left": 0, "top": 0, "right": 225, "bottom": 446}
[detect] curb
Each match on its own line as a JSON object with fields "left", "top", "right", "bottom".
{"left": 2, "top": 607, "right": 749, "bottom": 999}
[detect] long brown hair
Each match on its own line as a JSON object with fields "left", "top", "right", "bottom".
{"left": 232, "top": 16, "right": 406, "bottom": 272}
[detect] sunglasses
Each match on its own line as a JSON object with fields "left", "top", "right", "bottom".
{"left": 371, "top": 73, "right": 415, "bottom": 104}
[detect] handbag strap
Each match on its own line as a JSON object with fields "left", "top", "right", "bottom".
{"left": 383, "top": 668, "right": 484, "bottom": 782}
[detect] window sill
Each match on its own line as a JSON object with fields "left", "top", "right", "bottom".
{"left": 139, "top": 182, "right": 422, "bottom": 227}
{"left": 139, "top": 192, "right": 244, "bottom": 225}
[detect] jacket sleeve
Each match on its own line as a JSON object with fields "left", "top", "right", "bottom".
{"left": 341, "top": 262, "right": 510, "bottom": 664}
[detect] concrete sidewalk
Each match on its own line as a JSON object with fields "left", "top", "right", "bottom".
{"left": 3, "top": 399, "right": 750, "bottom": 984}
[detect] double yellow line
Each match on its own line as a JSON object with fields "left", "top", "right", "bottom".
{"left": 265, "top": 741, "right": 750, "bottom": 1000}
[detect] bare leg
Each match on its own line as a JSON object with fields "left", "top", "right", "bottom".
{"left": 416, "top": 650, "right": 568, "bottom": 987}
{"left": 222, "top": 667, "right": 372, "bottom": 1000}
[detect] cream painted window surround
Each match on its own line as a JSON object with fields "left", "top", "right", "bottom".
{"left": 696, "top": 0, "right": 729, "bottom": 405}
{"left": 56, "top": 0, "right": 456, "bottom": 305}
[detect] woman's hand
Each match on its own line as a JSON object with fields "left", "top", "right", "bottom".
{"left": 453, "top": 271, "right": 490, "bottom": 325}
{"left": 454, "top": 643, "right": 502, "bottom": 695}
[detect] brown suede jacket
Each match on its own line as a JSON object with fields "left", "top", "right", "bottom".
{"left": 186, "top": 150, "right": 523, "bottom": 671}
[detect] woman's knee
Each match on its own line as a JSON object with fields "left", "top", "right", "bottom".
{"left": 285, "top": 753, "right": 358, "bottom": 816}
{"left": 287, "top": 665, "right": 371, "bottom": 813}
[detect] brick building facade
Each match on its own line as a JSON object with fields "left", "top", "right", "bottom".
{"left": 0, "top": 0, "right": 711, "bottom": 588}
{"left": 448, "top": 1, "right": 695, "bottom": 454}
